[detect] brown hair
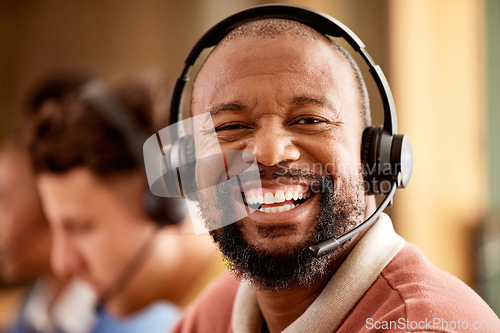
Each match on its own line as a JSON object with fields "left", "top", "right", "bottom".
{"left": 28, "top": 76, "right": 155, "bottom": 177}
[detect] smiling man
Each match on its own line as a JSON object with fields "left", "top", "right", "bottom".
{"left": 173, "top": 12, "right": 499, "bottom": 333}
{"left": 191, "top": 20, "right": 368, "bottom": 292}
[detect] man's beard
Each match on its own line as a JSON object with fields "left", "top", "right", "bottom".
{"left": 198, "top": 166, "right": 365, "bottom": 290}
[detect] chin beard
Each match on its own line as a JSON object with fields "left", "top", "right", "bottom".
{"left": 199, "top": 167, "right": 365, "bottom": 290}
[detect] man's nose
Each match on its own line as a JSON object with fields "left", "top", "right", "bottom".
{"left": 247, "top": 117, "right": 300, "bottom": 166}
{"left": 51, "top": 233, "right": 84, "bottom": 278}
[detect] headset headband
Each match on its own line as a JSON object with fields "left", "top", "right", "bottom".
{"left": 145, "top": 4, "right": 413, "bottom": 255}
{"left": 170, "top": 4, "right": 397, "bottom": 136}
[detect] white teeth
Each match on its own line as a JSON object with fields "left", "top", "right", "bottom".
{"left": 247, "top": 190, "right": 311, "bottom": 206}
{"left": 257, "top": 194, "right": 264, "bottom": 204}
{"left": 257, "top": 203, "right": 298, "bottom": 213}
{"left": 274, "top": 191, "right": 285, "bottom": 203}
{"left": 264, "top": 192, "right": 274, "bottom": 204}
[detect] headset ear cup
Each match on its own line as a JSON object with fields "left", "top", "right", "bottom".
{"left": 144, "top": 192, "right": 187, "bottom": 226}
{"left": 146, "top": 134, "right": 194, "bottom": 226}
{"left": 361, "top": 127, "right": 413, "bottom": 195}
{"left": 390, "top": 134, "right": 413, "bottom": 189}
{"left": 144, "top": 134, "right": 194, "bottom": 226}
{"left": 174, "top": 135, "right": 196, "bottom": 195}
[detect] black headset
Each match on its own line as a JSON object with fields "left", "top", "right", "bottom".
{"left": 148, "top": 4, "right": 413, "bottom": 256}
{"left": 81, "top": 82, "right": 187, "bottom": 226}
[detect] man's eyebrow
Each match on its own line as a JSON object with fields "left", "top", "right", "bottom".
{"left": 208, "top": 102, "right": 246, "bottom": 117}
{"left": 291, "top": 96, "right": 337, "bottom": 113}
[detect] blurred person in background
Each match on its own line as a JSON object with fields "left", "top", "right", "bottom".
{"left": 27, "top": 75, "right": 224, "bottom": 332}
{"left": 0, "top": 132, "right": 97, "bottom": 333}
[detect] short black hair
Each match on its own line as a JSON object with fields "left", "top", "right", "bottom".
{"left": 27, "top": 71, "right": 93, "bottom": 113}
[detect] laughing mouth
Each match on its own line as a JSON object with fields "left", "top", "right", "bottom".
{"left": 243, "top": 187, "right": 314, "bottom": 213}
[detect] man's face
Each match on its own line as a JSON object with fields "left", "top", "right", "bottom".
{"left": 191, "top": 35, "right": 367, "bottom": 287}
{"left": 37, "top": 167, "right": 154, "bottom": 298}
{"left": 0, "top": 146, "right": 51, "bottom": 282}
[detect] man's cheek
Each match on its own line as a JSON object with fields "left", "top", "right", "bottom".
{"left": 194, "top": 154, "right": 226, "bottom": 192}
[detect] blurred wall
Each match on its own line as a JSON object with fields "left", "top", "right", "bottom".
{"left": 487, "top": 0, "right": 500, "bottom": 211}
{"left": 0, "top": 0, "right": 390, "bottom": 137}
{"left": 388, "top": 0, "right": 487, "bottom": 288}
{"left": 0, "top": 0, "right": 250, "bottom": 137}
{"left": 478, "top": 0, "right": 500, "bottom": 315}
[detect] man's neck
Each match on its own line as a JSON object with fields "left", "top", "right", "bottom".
{"left": 255, "top": 274, "right": 331, "bottom": 333}
{"left": 106, "top": 225, "right": 221, "bottom": 316}
{"left": 254, "top": 242, "right": 354, "bottom": 333}
{"left": 105, "top": 225, "right": 159, "bottom": 316}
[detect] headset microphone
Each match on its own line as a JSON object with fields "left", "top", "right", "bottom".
{"left": 309, "top": 183, "right": 397, "bottom": 258}
{"left": 94, "top": 231, "right": 156, "bottom": 312}
{"left": 146, "top": 4, "right": 414, "bottom": 258}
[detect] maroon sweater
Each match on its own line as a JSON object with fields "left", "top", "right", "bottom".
{"left": 173, "top": 244, "right": 499, "bottom": 333}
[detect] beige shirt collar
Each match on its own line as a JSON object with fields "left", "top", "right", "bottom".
{"left": 24, "top": 278, "right": 97, "bottom": 333}
{"left": 232, "top": 213, "right": 405, "bottom": 333}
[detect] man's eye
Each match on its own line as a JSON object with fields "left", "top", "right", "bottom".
{"left": 214, "top": 123, "right": 252, "bottom": 142}
{"left": 215, "top": 123, "right": 250, "bottom": 132}
{"left": 294, "top": 118, "right": 326, "bottom": 125}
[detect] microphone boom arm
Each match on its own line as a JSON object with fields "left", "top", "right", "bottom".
{"left": 309, "top": 182, "right": 397, "bottom": 258}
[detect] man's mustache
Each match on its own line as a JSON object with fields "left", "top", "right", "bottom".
{"left": 221, "top": 165, "right": 334, "bottom": 198}
{"left": 236, "top": 164, "right": 333, "bottom": 184}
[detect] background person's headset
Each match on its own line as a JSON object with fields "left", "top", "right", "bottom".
{"left": 81, "top": 81, "right": 187, "bottom": 227}
{"left": 146, "top": 4, "right": 413, "bottom": 257}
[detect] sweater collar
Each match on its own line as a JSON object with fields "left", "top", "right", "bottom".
{"left": 232, "top": 213, "right": 405, "bottom": 333}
